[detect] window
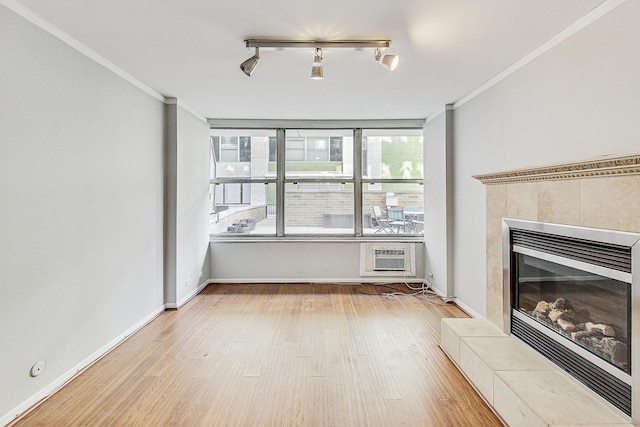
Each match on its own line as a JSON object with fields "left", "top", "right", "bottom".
{"left": 212, "top": 136, "right": 251, "bottom": 162}
{"left": 286, "top": 137, "right": 305, "bottom": 161}
{"left": 306, "top": 137, "right": 328, "bottom": 161}
{"left": 209, "top": 124, "right": 423, "bottom": 237}
{"left": 284, "top": 130, "right": 353, "bottom": 235}
{"left": 269, "top": 135, "right": 344, "bottom": 163}
{"left": 269, "top": 137, "right": 277, "bottom": 162}
{"left": 361, "top": 130, "right": 424, "bottom": 235}
{"left": 330, "top": 137, "right": 343, "bottom": 161}
{"left": 216, "top": 183, "right": 251, "bottom": 204}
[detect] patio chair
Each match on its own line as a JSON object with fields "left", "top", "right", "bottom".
{"left": 403, "top": 206, "right": 424, "bottom": 233}
{"left": 387, "top": 207, "right": 407, "bottom": 233}
{"left": 372, "top": 206, "right": 393, "bottom": 233}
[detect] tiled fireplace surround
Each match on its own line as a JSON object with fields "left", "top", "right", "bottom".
{"left": 441, "top": 153, "right": 640, "bottom": 426}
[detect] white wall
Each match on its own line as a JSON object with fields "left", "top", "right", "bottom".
{"left": 163, "top": 104, "right": 211, "bottom": 308}
{"left": 175, "top": 106, "right": 211, "bottom": 304}
{"left": 423, "top": 110, "right": 453, "bottom": 298}
{"left": 445, "top": 0, "right": 640, "bottom": 317}
{"left": 210, "top": 241, "right": 426, "bottom": 283}
{"left": 0, "top": 5, "right": 165, "bottom": 424}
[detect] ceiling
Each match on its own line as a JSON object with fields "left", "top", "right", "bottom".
{"left": 12, "top": 0, "right": 605, "bottom": 121}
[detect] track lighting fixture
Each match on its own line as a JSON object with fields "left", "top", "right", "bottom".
{"left": 239, "top": 47, "right": 260, "bottom": 76}
{"left": 239, "top": 39, "right": 399, "bottom": 78}
{"left": 374, "top": 48, "right": 399, "bottom": 71}
{"left": 310, "top": 48, "right": 323, "bottom": 80}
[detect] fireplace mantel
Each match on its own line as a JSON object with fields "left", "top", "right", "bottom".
{"left": 468, "top": 152, "right": 640, "bottom": 424}
{"left": 475, "top": 152, "right": 640, "bottom": 331}
{"left": 473, "top": 152, "right": 640, "bottom": 185}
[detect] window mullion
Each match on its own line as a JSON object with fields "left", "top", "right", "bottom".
{"left": 353, "top": 128, "right": 363, "bottom": 236}
{"left": 276, "top": 128, "right": 285, "bottom": 237}
{"left": 209, "top": 125, "right": 423, "bottom": 238}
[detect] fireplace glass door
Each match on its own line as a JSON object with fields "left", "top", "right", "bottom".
{"left": 515, "top": 253, "right": 631, "bottom": 374}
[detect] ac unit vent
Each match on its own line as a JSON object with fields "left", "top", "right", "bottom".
{"left": 373, "top": 249, "right": 406, "bottom": 271}
{"left": 360, "top": 243, "right": 416, "bottom": 277}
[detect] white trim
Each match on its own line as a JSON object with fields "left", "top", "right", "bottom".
{"left": 452, "top": 297, "right": 484, "bottom": 320}
{"left": 425, "top": 106, "right": 446, "bottom": 124}
{"left": 427, "top": 281, "right": 484, "bottom": 319}
{"left": 425, "top": 0, "right": 628, "bottom": 122}
{"left": 207, "top": 278, "right": 427, "bottom": 284}
{"left": 208, "top": 118, "right": 426, "bottom": 129}
{"left": 425, "top": 104, "right": 456, "bottom": 125}
{"left": 0, "top": 0, "right": 208, "bottom": 125}
{"left": 177, "top": 100, "right": 208, "bottom": 124}
{"left": 453, "top": 0, "right": 628, "bottom": 110}
{"left": 210, "top": 238, "right": 424, "bottom": 244}
{"left": 165, "top": 98, "right": 207, "bottom": 124}
{"left": 0, "top": 305, "right": 165, "bottom": 427}
{"left": 165, "top": 279, "right": 212, "bottom": 309}
{"left": 0, "top": 0, "right": 165, "bottom": 103}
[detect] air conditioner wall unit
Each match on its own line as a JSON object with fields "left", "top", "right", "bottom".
{"left": 360, "top": 243, "right": 416, "bottom": 277}
{"left": 374, "top": 248, "right": 407, "bottom": 270}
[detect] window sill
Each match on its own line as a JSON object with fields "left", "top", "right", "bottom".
{"left": 210, "top": 235, "right": 425, "bottom": 243}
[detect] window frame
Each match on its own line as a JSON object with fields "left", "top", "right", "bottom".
{"left": 209, "top": 120, "right": 425, "bottom": 239}
{"left": 213, "top": 135, "right": 252, "bottom": 163}
{"left": 270, "top": 136, "right": 344, "bottom": 163}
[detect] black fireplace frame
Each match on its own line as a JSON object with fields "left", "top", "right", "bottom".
{"left": 502, "top": 218, "right": 640, "bottom": 419}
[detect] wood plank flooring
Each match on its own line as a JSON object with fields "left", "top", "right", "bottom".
{"left": 13, "top": 283, "right": 503, "bottom": 427}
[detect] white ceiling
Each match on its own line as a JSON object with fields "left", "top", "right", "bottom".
{"left": 12, "top": 0, "right": 605, "bottom": 120}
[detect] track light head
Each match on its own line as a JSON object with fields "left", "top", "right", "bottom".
{"left": 310, "top": 48, "right": 323, "bottom": 80}
{"left": 374, "top": 48, "right": 399, "bottom": 71}
{"left": 239, "top": 40, "right": 399, "bottom": 78}
{"left": 240, "top": 47, "right": 260, "bottom": 76}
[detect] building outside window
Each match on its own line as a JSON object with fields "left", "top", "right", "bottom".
{"left": 212, "top": 136, "right": 251, "bottom": 162}
{"left": 269, "top": 136, "right": 344, "bottom": 163}
{"left": 209, "top": 124, "right": 423, "bottom": 237}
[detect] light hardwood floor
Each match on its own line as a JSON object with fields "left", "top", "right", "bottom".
{"left": 13, "top": 283, "right": 503, "bottom": 426}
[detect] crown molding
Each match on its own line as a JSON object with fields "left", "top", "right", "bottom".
{"left": 453, "top": 0, "right": 628, "bottom": 111}
{"left": 2, "top": 0, "right": 207, "bottom": 124}
{"left": 473, "top": 153, "right": 640, "bottom": 185}
{"left": 0, "top": 0, "right": 166, "bottom": 103}
{"left": 420, "top": 0, "right": 629, "bottom": 125}
{"left": 208, "top": 118, "right": 426, "bottom": 129}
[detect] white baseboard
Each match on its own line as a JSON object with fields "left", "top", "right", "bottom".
{"left": 207, "top": 278, "right": 427, "bottom": 284}
{"left": 426, "top": 283, "right": 448, "bottom": 298}
{"left": 165, "top": 279, "right": 212, "bottom": 309}
{"left": 422, "top": 284, "right": 485, "bottom": 320}
{"left": 1, "top": 305, "right": 165, "bottom": 427}
{"left": 452, "top": 297, "right": 484, "bottom": 320}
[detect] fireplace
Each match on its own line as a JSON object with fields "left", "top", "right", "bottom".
{"left": 503, "top": 219, "right": 640, "bottom": 417}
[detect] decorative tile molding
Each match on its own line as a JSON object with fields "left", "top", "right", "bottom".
{"left": 473, "top": 153, "right": 640, "bottom": 185}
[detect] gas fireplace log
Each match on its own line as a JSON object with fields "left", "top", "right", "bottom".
{"left": 582, "top": 336, "right": 628, "bottom": 367}
{"left": 585, "top": 322, "right": 616, "bottom": 337}
{"left": 550, "top": 298, "right": 565, "bottom": 310}
{"left": 548, "top": 308, "right": 576, "bottom": 322}
{"left": 557, "top": 318, "right": 576, "bottom": 332}
{"left": 533, "top": 301, "right": 551, "bottom": 319}
{"left": 600, "top": 338, "right": 628, "bottom": 367}
{"left": 532, "top": 296, "right": 627, "bottom": 369}
{"left": 571, "top": 330, "right": 594, "bottom": 340}
{"left": 612, "top": 346, "right": 628, "bottom": 368}
{"left": 548, "top": 309, "right": 563, "bottom": 322}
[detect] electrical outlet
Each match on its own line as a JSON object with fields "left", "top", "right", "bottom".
{"left": 199, "top": 270, "right": 203, "bottom": 279}
{"left": 186, "top": 279, "right": 192, "bottom": 288}
{"left": 30, "top": 360, "right": 45, "bottom": 377}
